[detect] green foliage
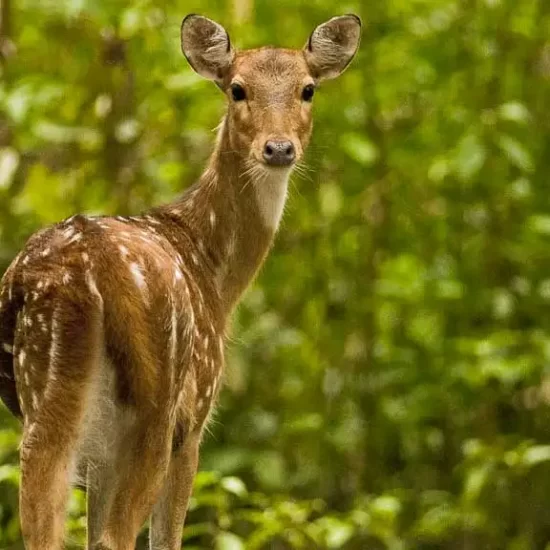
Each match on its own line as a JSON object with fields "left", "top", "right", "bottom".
{"left": 2, "top": 0, "right": 550, "bottom": 548}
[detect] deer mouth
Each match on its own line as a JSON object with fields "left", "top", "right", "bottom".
{"left": 244, "top": 157, "right": 294, "bottom": 183}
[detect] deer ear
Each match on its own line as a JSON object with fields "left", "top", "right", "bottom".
{"left": 181, "top": 14, "right": 234, "bottom": 85}
{"left": 304, "top": 14, "right": 361, "bottom": 81}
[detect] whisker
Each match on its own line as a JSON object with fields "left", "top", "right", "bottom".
{"left": 289, "top": 178, "right": 304, "bottom": 200}
{"left": 293, "top": 162, "right": 315, "bottom": 184}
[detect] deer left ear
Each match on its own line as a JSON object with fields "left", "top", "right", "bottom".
{"left": 181, "top": 14, "right": 235, "bottom": 85}
{"left": 304, "top": 14, "right": 361, "bottom": 81}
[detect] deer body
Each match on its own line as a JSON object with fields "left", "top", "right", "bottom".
{"left": 0, "top": 14, "right": 360, "bottom": 550}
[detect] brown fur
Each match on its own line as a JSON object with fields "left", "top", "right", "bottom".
{"left": 0, "top": 14, "right": 360, "bottom": 550}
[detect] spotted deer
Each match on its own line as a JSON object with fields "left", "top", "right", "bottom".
{"left": 0, "top": 13, "right": 360, "bottom": 550}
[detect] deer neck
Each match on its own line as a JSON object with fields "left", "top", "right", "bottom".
{"left": 159, "top": 116, "right": 290, "bottom": 315}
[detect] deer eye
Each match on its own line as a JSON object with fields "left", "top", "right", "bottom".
{"left": 301, "top": 84, "right": 315, "bottom": 102}
{"left": 231, "top": 83, "right": 246, "bottom": 101}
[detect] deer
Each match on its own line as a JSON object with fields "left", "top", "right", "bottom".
{"left": 0, "top": 13, "right": 361, "bottom": 550}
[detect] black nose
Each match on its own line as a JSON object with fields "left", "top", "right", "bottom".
{"left": 263, "top": 140, "right": 296, "bottom": 166}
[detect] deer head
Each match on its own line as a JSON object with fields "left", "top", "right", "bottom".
{"left": 181, "top": 14, "right": 361, "bottom": 173}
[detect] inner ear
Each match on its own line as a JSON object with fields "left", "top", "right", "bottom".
{"left": 304, "top": 14, "right": 361, "bottom": 81}
{"left": 181, "top": 14, "right": 234, "bottom": 85}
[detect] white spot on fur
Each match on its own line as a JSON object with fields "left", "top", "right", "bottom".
{"left": 82, "top": 252, "right": 89, "bottom": 262}
{"left": 197, "top": 398, "right": 204, "bottom": 410}
{"left": 191, "top": 253, "right": 199, "bottom": 266}
{"left": 18, "top": 349, "right": 26, "bottom": 365}
{"left": 130, "top": 262, "right": 147, "bottom": 291}
{"left": 209, "top": 209, "right": 216, "bottom": 228}
{"left": 49, "top": 306, "right": 61, "bottom": 384}
{"left": 86, "top": 272, "right": 103, "bottom": 311}
{"left": 62, "top": 226, "right": 76, "bottom": 239}
{"left": 206, "top": 385, "right": 212, "bottom": 398}
{"left": 119, "top": 245, "right": 129, "bottom": 257}
{"left": 169, "top": 303, "right": 177, "bottom": 367}
{"left": 63, "top": 271, "right": 72, "bottom": 284}
{"left": 226, "top": 232, "right": 237, "bottom": 257}
{"left": 139, "top": 235, "right": 154, "bottom": 245}
{"left": 37, "top": 281, "right": 44, "bottom": 290}
{"left": 67, "top": 232, "right": 82, "bottom": 244}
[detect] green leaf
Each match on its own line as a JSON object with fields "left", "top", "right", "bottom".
{"left": 454, "top": 133, "right": 486, "bottom": 181}
{"left": 221, "top": 476, "right": 248, "bottom": 498}
{"left": 339, "top": 133, "right": 379, "bottom": 166}
{"left": 0, "top": 464, "right": 20, "bottom": 485}
{"left": 497, "top": 134, "right": 534, "bottom": 172}
{"left": 193, "top": 470, "right": 221, "bottom": 490}
{"left": 498, "top": 102, "right": 531, "bottom": 124}
{"left": 323, "top": 518, "right": 354, "bottom": 548}
{"left": 523, "top": 445, "right": 550, "bottom": 466}
{"left": 319, "top": 182, "right": 343, "bottom": 218}
{"left": 463, "top": 464, "right": 492, "bottom": 503}
{"left": 253, "top": 451, "right": 286, "bottom": 490}
{"left": 215, "top": 532, "right": 245, "bottom": 550}
{"left": 527, "top": 215, "right": 550, "bottom": 235}
{"left": 0, "top": 148, "right": 19, "bottom": 190}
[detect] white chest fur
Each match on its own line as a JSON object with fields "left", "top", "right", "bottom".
{"left": 254, "top": 169, "right": 290, "bottom": 231}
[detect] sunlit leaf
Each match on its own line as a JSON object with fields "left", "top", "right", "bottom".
{"left": 221, "top": 476, "right": 248, "bottom": 498}
{"left": 215, "top": 532, "right": 245, "bottom": 550}
{"left": 498, "top": 102, "right": 531, "bottom": 124}
{"left": 339, "top": 133, "right": 379, "bottom": 166}
{"left": 497, "top": 134, "right": 534, "bottom": 172}
{"left": 454, "top": 133, "right": 486, "bottom": 181}
{"left": 523, "top": 445, "right": 550, "bottom": 467}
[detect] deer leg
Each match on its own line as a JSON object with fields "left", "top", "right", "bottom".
{"left": 17, "top": 292, "right": 102, "bottom": 550}
{"left": 94, "top": 414, "right": 174, "bottom": 550}
{"left": 149, "top": 428, "right": 201, "bottom": 550}
{"left": 86, "top": 459, "right": 117, "bottom": 548}
{"left": 19, "top": 426, "right": 77, "bottom": 550}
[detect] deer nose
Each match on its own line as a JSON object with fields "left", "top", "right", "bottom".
{"left": 263, "top": 140, "right": 296, "bottom": 166}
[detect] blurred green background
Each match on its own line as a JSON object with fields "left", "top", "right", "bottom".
{"left": 2, "top": 0, "right": 550, "bottom": 548}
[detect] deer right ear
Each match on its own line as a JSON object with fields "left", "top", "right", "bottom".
{"left": 181, "top": 15, "right": 234, "bottom": 85}
{"left": 304, "top": 15, "right": 361, "bottom": 81}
